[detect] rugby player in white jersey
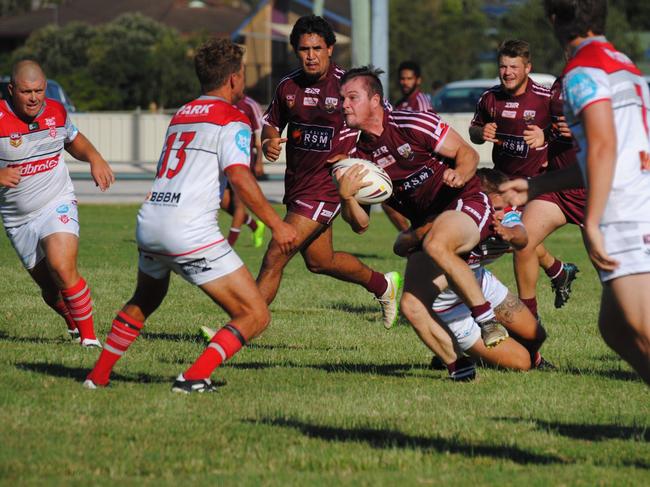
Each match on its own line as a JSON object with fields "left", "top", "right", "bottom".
{"left": 84, "top": 38, "right": 297, "bottom": 393}
{"left": 501, "top": 0, "right": 650, "bottom": 384}
{"left": 0, "top": 60, "right": 114, "bottom": 347}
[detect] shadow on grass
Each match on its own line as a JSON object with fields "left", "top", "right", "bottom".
{"left": 497, "top": 417, "right": 650, "bottom": 442}
{"left": 15, "top": 362, "right": 171, "bottom": 384}
{"left": 561, "top": 365, "right": 640, "bottom": 382}
{"left": 349, "top": 252, "right": 383, "bottom": 259}
{"left": 0, "top": 330, "right": 71, "bottom": 345}
{"left": 323, "top": 302, "right": 382, "bottom": 314}
{"left": 249, "top": 417, "right": 566, "bottom": 465}
{"left": 140, "top": 332, "right": 203, "bottom": 343}
{"left": 229, "top": 360, "right": 440, "bottom": 379}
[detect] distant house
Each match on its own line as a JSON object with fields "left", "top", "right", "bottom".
{"left": 0, "top": 0, "right": 352, "bottom": 103}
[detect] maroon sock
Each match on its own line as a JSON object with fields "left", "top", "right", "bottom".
{"left": 365, "top": 271, "right": 389, "bottom": 297}
{"left": 227, "top": 227, "right": 241, "bottom": 246}
{"left": 545, "top": 259, "right": 564, "bottom": 282}
{"left": 520, "top": 297, "right": 538, "bottom": 318}
{"left": 470, "top": 302, "right": 494, "bottom": 324}
{"left": 183, "top": 324, "right": 246, "bottom": 380}
{"left": 246, "top": 216, "right": 258, "bottom": 231}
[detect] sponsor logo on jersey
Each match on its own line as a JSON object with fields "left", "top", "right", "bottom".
{"left": 56, "top": 204, "right": 69, "bottom": 214}
{"left": 10, "top": 156, "right": 59, "bottom": 176}
{"left": 397, "top": 143, "right": 413, "bottom": 160}
{"left": 324, "top": 97, "right": 338, "bottom": 112}
{"left": 9, "top": 132, "right": 22, "bottom": 147}
{"left": 376, "top": 155, "right": 396, "bottom": 168}
{"left": 146, "top": 191, "right": 182, "bottom": 204}
{"left": 45, "top": 117, "right": 57, "bottom": 138}
{"left": 566, "top": 72, "right": 598, "bottom": 111}
{"left": 497, "top": 133, "right": 529, "bottom": 158}
{"left": 395, "top": 166, "right": 433, "bottom": 193}
{"left": 59, "top": 215, "right": 70, "bottom": 224}
{"left": 288, "top": 122, "right": 334, "bottom": 152}
{"left": 505, "top": 102, "right": 519, "bottom": 109}
{"left": 303, "top": 97, "right": 319, "bottom": 107}
{"left": 523, "top": 110, "right": 536, "bottom": 123}
{"left": 373, "top": 146, "right": 389, "bottom": 158}
{"left": 305, "top": 87, "right": 320, "bottom": 94}
{"left": 286, "top": 94, "right": 296, "bottom": 108}
{"left": 178, "top": 104, "right": 212, "bottom": 116}
{"left": 501, "top": 110, "right": 517, "bottom": 119}
{"left": 235, "top": 129, "right": 251, "bottom": 156}
{"left": 463, "top": 205, "right": 482, "bottom": 220}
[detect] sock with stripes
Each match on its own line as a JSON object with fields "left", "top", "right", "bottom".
{"left": 183, "top": 324, "right": 246, "bottom": 380}
{"left": 53, "top": 297, "right": 78, "bottom": 335}
{"left": 60, "top": 277, "right": 96, "bottom": 341}
{"left": 87, "top": 311, "right": 144, "bottom": 386}
{"left": 227, "top": 227, "right": 241, "bottom": 246}
{"left": 470, "top": 301, "right": 495, "bottom": 325}
{"left": 447, "top": 357, "right": 476, "bottom": 381}
{"left": 545, "top": 259, "right": 565, "bottom": 283}
{"left": 245, "top": 215, "right": 258, "bottom": 231}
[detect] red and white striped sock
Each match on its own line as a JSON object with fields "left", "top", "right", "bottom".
{"left": 183, "top": 324, "right": 246, "bottom": 380}
{"left": 60, "top": 277, "right": 96, "bottom": 340}
{"left": 87, "top": 311, "right": 144, "bottom": 386}
{"left": 53, "top": 297, "right": 78, "bottom": 334}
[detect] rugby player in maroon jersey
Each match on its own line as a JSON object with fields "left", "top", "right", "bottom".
{"left": 469, "top": 39, "right": 579, "bottom": 318}
{"left": 256, "top": 15, "right": 402, "bottom": 329}
{"left": 333, "top": 65, "right": 511, "bottom": 354}
{"left": 394, "top": 60, "right": 433, "bottom": 113}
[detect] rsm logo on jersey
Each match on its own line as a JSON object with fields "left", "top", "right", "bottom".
{"left": 235, "top": 129, "right": 251, "bottom": 156}
{"left": 146, "top": 191, "right": 181, "bottom": 205}
{"left": 288, "top": 122, "right": 334, "bottom": 152}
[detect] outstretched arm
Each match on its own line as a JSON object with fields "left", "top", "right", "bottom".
{"left": 65, "top": 132, "right": 115, "bottom": 191}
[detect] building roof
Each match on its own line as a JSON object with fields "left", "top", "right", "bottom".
{"left": 0, "top": 0, "right": 250, "bottom": 39}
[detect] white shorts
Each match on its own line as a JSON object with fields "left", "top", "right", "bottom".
{"left": 138, "top": 239, "right": 244, "bottom": 286}
{"left": 599, "top": 222, "right": 650, "bottom": 282}
{"left": 5, "top": 198, "right": 79, "bottom": 270}
{"left": 432, "top": 267, "right": 509, "bottom": 351}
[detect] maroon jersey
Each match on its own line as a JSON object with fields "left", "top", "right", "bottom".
{"left": 262, "top": 63, "right": 345, "bottom": 204}
{"left": 471, "top": 79, "right": 552, "bottom": 178}
{"left": 340, "top": 109, "right": 483, "bottom": 226}
{"left": 548, "top": 77, "right": 579, "bottom": 171}
{"left": 236, "top": 95, "right": 263, "bottom": 167}
{"left": 394, "top": 89, "right": 433, "bottom": 112}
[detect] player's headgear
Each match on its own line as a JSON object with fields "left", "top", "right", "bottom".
{"left": 398, "top": 61, "right": 421, "bottom": 78}
{"left": 290, "top": 15, "right": 336, "bottom": 51}
{"left": 340, "top": 65, "right": 385, "bottom": 100}
{"left": 543, "top": 0, "right": 607, "bottom": 44}
{"left": 194, "top": 38, "right": 245, "bottom": 93}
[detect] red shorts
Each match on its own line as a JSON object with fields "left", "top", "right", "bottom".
{"left": 444, "top": 191, "right": 493, "bottom": 242}
{"left": 534, "top": 188, "right": 586, "bottom": 226}
{"left": 287, "top": 199, "right": 341, "bottom": 225}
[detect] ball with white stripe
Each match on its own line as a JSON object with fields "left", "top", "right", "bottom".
{"left": 331, "top": 158, "right": 393, "bottom": 205}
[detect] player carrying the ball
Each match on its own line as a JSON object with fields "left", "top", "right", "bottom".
{"left": 333, "top": 66, "right": 510, "bottom": 350}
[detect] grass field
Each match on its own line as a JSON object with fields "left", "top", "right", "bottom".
{"left": 1, "top": 204, "right": 648, "bottom": 486}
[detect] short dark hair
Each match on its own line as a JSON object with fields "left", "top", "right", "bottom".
{"left": 476, "top": 168, "right": 509, "bottom": 194}
{"left": 544, "top": 0, "right": 607, "bottom": 43}
{"left": 194, "top": 38, "right": 244, "bottom": 93}
{"left": 498, "top": 39, "right": 531, "bottom": 63}
{"left": 289, "top": 15, "right": 336, "bottom": 51}
{"left": 398, "top": 60, "right": 421, "bottom": 78}
{"left": 340, "top": 65, "right": 385, "bottom": 100}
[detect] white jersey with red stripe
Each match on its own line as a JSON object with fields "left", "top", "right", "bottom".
{"left": 563, "top": 37, "right": 650, "bottom": 224}
{"left": 0, "top": 99, "right": 77, "bottom": 228}
{"left": 136, "top": 95, "right": 252, "bottom": 256}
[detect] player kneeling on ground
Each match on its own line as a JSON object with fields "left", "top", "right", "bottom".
{"left": 395, "top": 169, "right": 551, "bottom": 379}
{"left": 84, "top": 38, "right": 296, "bottom": 393}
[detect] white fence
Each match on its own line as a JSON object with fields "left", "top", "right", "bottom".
{"left": 68, "top": 111, "right": 493, "bottom": 168}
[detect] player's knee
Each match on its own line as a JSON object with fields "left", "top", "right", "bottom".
{"left": 48, "top": 261, "right": 79, "bottom": 288}
{"left": 423, "top": 237, "right": 450, "bottom": 262}
{"left": 304, "top": 256, "right": 330, "bottom": 274}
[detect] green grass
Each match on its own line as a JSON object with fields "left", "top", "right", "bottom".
{"left": 1, "top": 204, "right": 648, "bottom": 486}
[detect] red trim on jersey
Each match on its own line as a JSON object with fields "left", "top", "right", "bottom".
{"left": 577, "top": 97, "right": 611, "bottom": 116}
{"left": 635, "top": 83, "right": 649, "bottom": 137}
{"left": 140, "top": 238, "right": 225, "bottom": 257}
{"left": 564, "top": 40, "right": 641, "bottom": 76}
{"left": 224, "top": 162, "right": 252, "bottom": 170}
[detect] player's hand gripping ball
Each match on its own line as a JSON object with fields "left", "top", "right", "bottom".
{"left": 331, "top": 158, "right": 393, "bottom": 205}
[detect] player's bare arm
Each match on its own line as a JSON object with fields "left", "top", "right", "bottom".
{"left": 260, "top": 124, "right": 287, "bottom": 162}
{"left": 65, "top": 132, "right": 115, "bottom": 191}
{"left": 225, "top": 165, "right": 297, "bottom": 254}
{"left": 253, "top": 131, "right": 265, "bottom": 177}
{"left": 581, "top": 100, "right": 619, "bottom": 272}
{"left": 500, "top": 163, "right": 584, "bottom": 207}
{"left": 335, "top": 164, "right": 372, "bottom": 233}
{"left": 469, "top": 122, "right": 498, "bottom": 145}
{"left": 0, "top": 166, "right": 21, "bottom": 188}
{"left": 436, "top": 127, "right": 480, "bottom": 188}
{"left": 493, "top": 219, "right": 528, "bottom": 250}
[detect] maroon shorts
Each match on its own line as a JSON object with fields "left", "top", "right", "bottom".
{"left": 287, "top": 198, "right": 341, "bottom": 225}
{"left": 443, "top": 191, "right": 493, "bottom": 242}
{"left": 534, "top": 188, "right": 586, "bottom": 226}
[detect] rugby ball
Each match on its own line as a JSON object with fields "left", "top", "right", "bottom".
{"left": 331, "top": 158, "right": 393, "bottom": 205}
